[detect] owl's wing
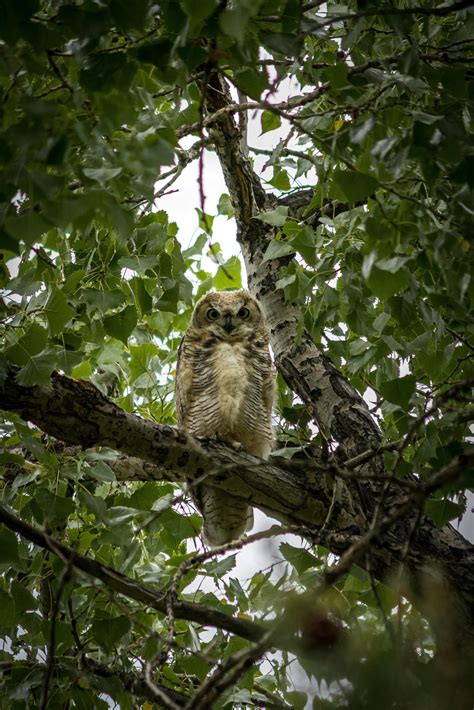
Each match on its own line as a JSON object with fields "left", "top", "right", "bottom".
{"left": 175, "top": 336, "right": 193, "bottom": 427}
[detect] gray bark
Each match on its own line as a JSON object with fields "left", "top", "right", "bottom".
{"left": 1, "top": 367, "right": 474, "bottom": 668}
{"left": 202, "top": 71, "right": 474, "bottom": 665}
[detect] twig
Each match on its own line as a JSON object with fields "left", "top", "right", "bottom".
{"left": 325, "top": 448, "right": 474, "bottom": 585}
{"left": 40, "top": 551, "right": 74, "bottom": 710}
{"left": 144, "top": 661, "right": 181, "bottom": 710}
{"left": 46, "top": 50, "right": 73, "bottom": 94}
{"left": 185, "top": 630, "right": 273, "bottom": 709}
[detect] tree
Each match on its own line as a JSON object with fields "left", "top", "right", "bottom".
{"left": 1, "top": 0, "right": 473, "bottom": 707}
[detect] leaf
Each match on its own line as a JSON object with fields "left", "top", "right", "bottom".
{"left": 0, "top": 590, "right": 15, "bottom": 628}
{"left": 255, "top": 206, "right": 289, "bottom": 226}
{"left": 129, "top": 343, "right": 159, "bottom": 383}
{"left": 379, "top": 375, "right": 417, "bottom": 409}
{"left": 269, "top": 169, "right": 291, "bottom": 191}
{"left": 219, "top": 7, "right": 250, "bottom": 44}
{"left": 233, "top": 69, "right": 269, "bottom": 100}
{"left": 156, "top": 282, "right": 180, "bottom": 313}
{"left": 103, "top": 304, "right": 137, "bottom": 344}
{"left": 280, "top": 543, "right": 318, "bottom": 574}
{"left": 5, "top": 213, "right": 51, "bottom": 245}
{"left": 86, "top": 460, "right": 116, "bottom": 483}
{"left": 216, "top": 194, "right": 234, "bottom": 218}
{"left": 376, "top": 256, "right": 410, "bottom": 273}
{"left": 207, "top": 554, "right": 237, "bottom": 576}
{"left": 261, "top": 111, "right": 281, "bottom": 134}
{"left": 33, "top": 488, "right": 76, "bottom": 523}
{"left": 80, "top": 288, "right": 126, "bottom": 313}
{"left": 331, "top": 170, "right": 379, "bottom": 203}
{"left": 213, "top": 256, "right": 242, "bottom": 290}
{"left": 4, "top": 323, "right": 48, "bottom": 366}
{"left": 262, "top": 239, "right": 295, "bottom": 262}
{"left": 0, "top": 529, "right": 19, "bottom": 564}
{"left": 15, "top": 347, "right": 57, "bottom": 387}
{"left": 367, "top": 266, "right": 408, "bottom": 300}
{"left": 106, "top": 506, "right": 143, "bottom": 526}
{"left": 275, "top": 274, "right": 297, "bottom": 290}
{"left": 425, "top": 498, "right": 464, "bottom": 529}
{"left": 91, "top": 615, "right": 131, "bottom": 653}
{"left": 45, "top": 286, "right": 75, "bottom": 335}
{"left": 83, "top": 167, "right": 122, "bottom": 184}
{"left": 11, "top": 580, "right": 37, "bottom": 612}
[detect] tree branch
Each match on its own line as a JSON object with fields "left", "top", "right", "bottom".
{"left": 0, "top": 503, "right": 269, "bottom": 645}
{"left": 201, "top": 70, "right": 474, "bottom": 658}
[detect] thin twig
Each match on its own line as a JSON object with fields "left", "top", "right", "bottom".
{"left": 40, "top": 552, "right": 74, "bottom": 710}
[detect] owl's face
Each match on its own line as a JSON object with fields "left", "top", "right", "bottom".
{"left": 190, "top": 290, "right": 265, "bottom": 340}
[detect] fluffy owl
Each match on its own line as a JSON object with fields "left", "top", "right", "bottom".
{"left": 175, "top": 290, "right": 275, "bottom": 546}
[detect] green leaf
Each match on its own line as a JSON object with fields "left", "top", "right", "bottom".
{"left": 261, "top": 111, "right": 281, "bottom": 134}
{"left": 213, "top": 256, "right": 242, "bottom": 290}
{"left": 367, "top": 266, "right": 408, "bottom": 300}
{"left": 331, "top": 170, "right": 379, "bottom": 203}
{"left": 219, "top": 7, "right": 250, "bottom": 44}
{"left": 33, "top": 489, "right": 76, "bottom": 523}
{"left": 0, "top": 590, "right": 15, "bottom": 628}
{"left": 15, "top": 347, "right": 57, "bottom": 387}
{"left": 262, "top": 239, "right": 295, "bottom": 262}
{"left": 379, "top": 375, "right": 417, "bottom": 409}
{"left": 280, "top": 543, "right": 318, "bottom": 574}
{"left": 4, "top": 323, "right": 48, "bottom": 366}
{"left": 233, "top": 69, "right": 269, "bottom": 100}
{"left": 103, "top": 304, "right": 137, "bottom": 344}
{"left": 5, "top": 213, "right": 51, "bottom": 246}
{"left": 255, "top": 206, "right": 289, "bottom": 226}
{"left": 181, "top": 0, "right": 218, "bottom": 22}
{"left": 83, "top": 166, "right": 123, "bottom": 185}
{"left": 45, "top": 286, "right": 75, "bottom": 335}
{"left": 156, "top": 282, "right": 180, "bottom": 313}
{"left": 323, "top": 62, "right": 348, "bottom": 89}
{"left": 0, "top": 529, "right": 19, "bottom": 564}
{"left": 86, "top": 460, "right": 116, "bottom": 483}
{"left": 11, "top": 580, "right": 37, "bottom": 612}
{"left": 91, "top": 615, "right": 131, "bottom": 653}
{"left": 269, "top": 169, "right": 291, "bottom": 191}
{"left": 425, "top": 498, "right": 464, "bottom": 529}
{"left": 207, "top": 554, "right": 237, "bottom": 576}
{"left": 216, "top": 194, "right": 234, "bottom": 218}
{"left": 80, "top": 288, "right": 126, "bottom": 313}
{"left": 376, "top": 256, "right": 410, "bottom": 273}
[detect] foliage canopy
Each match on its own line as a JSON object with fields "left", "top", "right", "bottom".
{"left": 1, "top": 1, "right": 473, "bottom": 708}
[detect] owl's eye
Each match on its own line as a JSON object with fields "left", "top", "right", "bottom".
{"left": 207, "top": 308, "right": 220, "bottom": 321}
{"left": 238, "top": 307, "right": 250, "bottom": 319}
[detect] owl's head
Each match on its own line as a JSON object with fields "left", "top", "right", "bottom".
{"left": 190, "top": 290, "right": 266, "bottom": 340}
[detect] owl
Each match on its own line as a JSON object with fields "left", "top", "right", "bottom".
{"left": 175, "top": 290, "right": 275, "bottom": 546}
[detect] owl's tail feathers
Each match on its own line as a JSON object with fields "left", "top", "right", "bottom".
{"left": 196, "top": 486, "right": 253, "bottom": 547}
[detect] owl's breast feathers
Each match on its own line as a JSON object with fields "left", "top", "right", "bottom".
{"left": 177, "top": 330, "right": 273, "bottom": 459}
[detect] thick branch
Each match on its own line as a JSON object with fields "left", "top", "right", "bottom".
{"left": 0, "top": 369, "right": 349, "bottom": 531}
{"left": 1, "top": 367, "right": 474, "bottom": 656}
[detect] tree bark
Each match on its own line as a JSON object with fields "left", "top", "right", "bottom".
{"left": 202, "top": 71, "right": 474, "bottom": 664}
{"left": 1, "top": 366, "right": 474, "bottom": 666}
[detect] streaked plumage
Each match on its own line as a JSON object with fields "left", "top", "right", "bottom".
{"left": 175, "top": 290, "right": 274, "bottom": 546}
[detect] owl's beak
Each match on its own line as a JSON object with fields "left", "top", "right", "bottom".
{"left": 223, "top": 314, "right": 235, "bottom": 333}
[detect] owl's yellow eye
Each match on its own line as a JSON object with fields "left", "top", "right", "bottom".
{"left": 238, "top": 307, "right": 250, "bottom": 319}
{"left": 207, "top": 308, "right": 220, "bottom": 321}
